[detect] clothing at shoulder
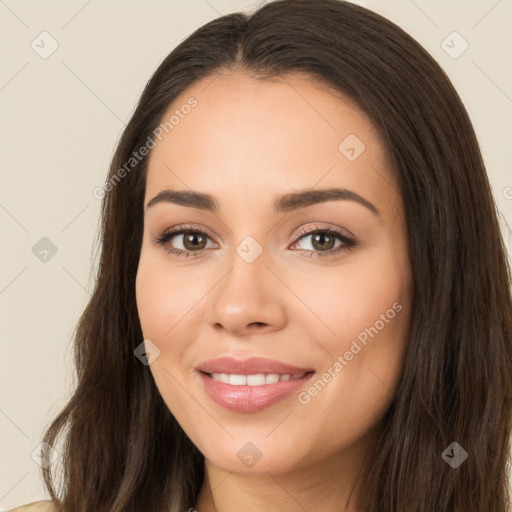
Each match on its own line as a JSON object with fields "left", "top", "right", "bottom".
{"left": 9, "top": 500, "right": 58, "bottom": 512}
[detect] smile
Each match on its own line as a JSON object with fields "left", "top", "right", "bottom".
{"left": 208, "top": 372, "right": 308, "bottom": 385}
{"left": 198, "top": 370, "right": 315, "bottom": 413}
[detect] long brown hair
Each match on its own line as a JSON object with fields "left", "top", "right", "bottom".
{"left": 40, "top": 1, "right": 512, "bottom": 510}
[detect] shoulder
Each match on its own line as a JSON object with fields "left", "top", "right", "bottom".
{"left": 9, "top": 500, "right": 58, "bottom": 512}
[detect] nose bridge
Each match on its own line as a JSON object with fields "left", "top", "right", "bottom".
{"left": 209, "top": 237, "right": 286, "bottom": 333}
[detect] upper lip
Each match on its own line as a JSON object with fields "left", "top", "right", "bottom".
{"left": 196, "top": 357, "right": 314, "bottom": 375}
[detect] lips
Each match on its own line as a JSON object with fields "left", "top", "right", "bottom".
{"left": 195, "top": 356, "right": 316, "bottom": 413}
{"left": 196, "top": 356, "right": 313, "bottom": 375}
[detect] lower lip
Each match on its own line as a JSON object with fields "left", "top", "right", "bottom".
{"left": 197, "top": 371, "right": 315, "bottom": 413}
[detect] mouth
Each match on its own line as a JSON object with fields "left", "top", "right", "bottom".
{"left": 196, "top": 367, "right": 316, "bottom": 413}
{"left": 202, "top": 371, "right": 312, "bottom": 386}
{"left": 195, "top": 355, "right": 314, "bottom": 376}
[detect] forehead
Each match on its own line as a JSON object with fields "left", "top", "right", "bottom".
{"left": 145, "top": 70, "right": 398, "bottom": 218}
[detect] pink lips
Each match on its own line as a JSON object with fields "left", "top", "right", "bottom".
{"left": 196, "top": 356, "right": 313, "bottom": 375}
{"left": 196, "top": 357, "right": 315, "bottom": 413}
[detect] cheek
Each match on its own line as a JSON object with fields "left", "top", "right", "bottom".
{"left": 135, "top": 258, "right": 199, "bottom": 422}
{"left": 135, "top": 252, "right": 202, "bottom": 342}
{"left": 294, "top": 244, "right": 409, "bottom": 347}
{"left": 135, "top": 263, "right": 170, "bottom": 340}
{"left": 294, "top": 242, "right": 411, "bottom": 422}
{"left": 135, "top": 254, "right": 210, "bottom": 400}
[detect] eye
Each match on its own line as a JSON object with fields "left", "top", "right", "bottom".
{"left": 152, "top": 223, "right": 357, "bottom": 259}
{"left": 152, "top": 224, "right": 218, "bottom": 258}
{"left": 289, "top": 224, "right": 356, "bottom": 259}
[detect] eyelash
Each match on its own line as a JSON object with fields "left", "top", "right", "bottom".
{"left": 152, "top": 223, "right": 357, "bottom": 260}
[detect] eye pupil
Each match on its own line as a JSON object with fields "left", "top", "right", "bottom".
{"left": 183, "top": 231, "right": 206, "bottom": 251}
{"left": 312, "top": 233, "right": 335, "bottom": 251}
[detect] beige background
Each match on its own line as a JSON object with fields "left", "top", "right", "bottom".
{"left": 1, "top": 0, "right": 511, "bottom": 508}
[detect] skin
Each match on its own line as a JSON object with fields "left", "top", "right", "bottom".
{"left": 135, "top": 70, "right": 413, "bottom": 512}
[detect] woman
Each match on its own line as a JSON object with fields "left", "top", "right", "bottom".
{"left": 13, "top": 0, "right": 512, "bottom": 511}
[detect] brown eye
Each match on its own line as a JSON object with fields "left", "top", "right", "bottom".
{"left": 309, "top": 232, "right": 337, "bottom": 251}
{"left": 293, "top": 230, "right": 342, "bottom": 252}
{"left": 180, "top": 231, "right": 208, "bottom": 251}
{"left": 290, "top": 224, "right": 357, "bottom": 259}
{"left": 153, "top": 225, "right": 218, "bottom": 258}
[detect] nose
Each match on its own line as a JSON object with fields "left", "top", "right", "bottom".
{"left": 207, "top": 249, "right": 287, "bottom": 337}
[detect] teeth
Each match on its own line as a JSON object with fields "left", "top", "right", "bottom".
{"left": 265, "top": 373, "right": 280, "bottom": 384}
{"left": 229, "top": 374, "right": 247, "bottom": 385}
{"left": 210, "top": 372, "right": 306, "bottom": 385}
{"left": 247, "top": 374, "right": 266, "bottom": 386}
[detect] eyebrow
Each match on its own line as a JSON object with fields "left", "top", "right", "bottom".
{"left": 145, "top": 187, "right": 381, "bottom": 216}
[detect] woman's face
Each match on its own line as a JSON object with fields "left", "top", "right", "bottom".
{"left": 136, "top": 70, "right": 412, "bottom": 475}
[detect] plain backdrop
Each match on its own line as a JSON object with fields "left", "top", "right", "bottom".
{"left": 1, "top": 0, "right": 511, "bottom": 508}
